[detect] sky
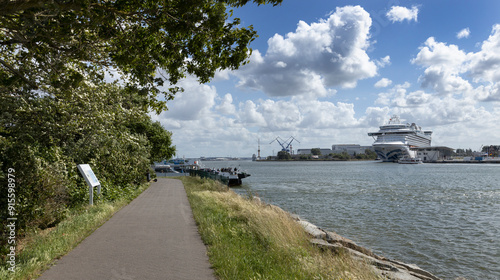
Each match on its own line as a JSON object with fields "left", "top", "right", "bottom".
{"left": 150, "top": 0, "right": 500, "bottom": 158}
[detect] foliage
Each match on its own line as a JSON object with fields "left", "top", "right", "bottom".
{"left": 0, "top": 0, "right": 282, "bottom": 112}
{"left": 0, "top": 83, "right": 176, "bottom": 258}
{"left": 127, "top": 119, "right": 176, "bottom": 164}
{"left": 454, "top": 148, "right": 474, "bottom": 156}
{"left": 277, "top": 151, "right": 292, "bottom": 160}
{"left": 0, "top": 183, "right": 148, "bottom": 280}
{"left": 0, "top": 0, "right": 283, "bottom": 265}
{"left": 299, "top": 155, "right": 311, "bottom": 160}
{"left": 330, "top": 152, "right": 351, "bottom": 160}
{"left": 355, "top": 149, "right": 377, "bottom": 160}
{"left": 481, "top": 145, "right": 499, "bottom": 157}
{"left": 310, "top": 148, "right": 321, "bottom": 156}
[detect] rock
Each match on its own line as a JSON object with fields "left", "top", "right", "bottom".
{"left": 310, "top": 238, "right": 344, "bottom": 254}
{"left": 324, "top": 230, "right": 378, "bottom": 259}
{"left": 252, "top": 196, "right": 262, "bottom": 204}
{"left": 297, "top": 220, "right": 327, "bottom": 239}
{"left": 296, "top": 218, "right": 442, "bottom": 280}
{"left": 289, "top": 214, "right": 301, "bottom": 221}
{"left": 312, "top": 238, "right": 440, "bottom": 280}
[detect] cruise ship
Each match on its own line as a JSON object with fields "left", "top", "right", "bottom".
{"left": 368, "top": 115, "right": 432, "bottom": 162}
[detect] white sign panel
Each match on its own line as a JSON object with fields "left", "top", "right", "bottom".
{"left": 77, "top": 164, "right": 100, "bottom": 187}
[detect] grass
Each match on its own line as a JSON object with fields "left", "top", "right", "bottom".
{"left": 0, "top": 183, "right": 149, "bottom": 280}
{"left": 181, "top": 176, "right": 380, "bottom": 280}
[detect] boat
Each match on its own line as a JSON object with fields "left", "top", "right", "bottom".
{"left": 368, "top": 115, "right": 432, "bottom": 162}
{"left": 189, "top": 167, "right": 251, "bottom": 186}
{"left": 398, "top": 157, "right": 423, "bottom": 164}
{"left": 154, "top": 164, "right": 180, "bottom": 173}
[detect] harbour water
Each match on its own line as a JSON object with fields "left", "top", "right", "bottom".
{"left": 201, "top": 160, "right": 500, "bottom": 280}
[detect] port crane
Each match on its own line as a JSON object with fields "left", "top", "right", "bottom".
{"left": 270, "top": 136, "right": 300, "bottom": 154}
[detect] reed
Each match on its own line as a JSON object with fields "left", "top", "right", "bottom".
{"left": 182, "top": 176, "right": 380, "bottom": 280}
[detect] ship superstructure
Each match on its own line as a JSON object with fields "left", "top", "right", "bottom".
{"left": 368, "top": 115, "right": 432, "bottom": 162}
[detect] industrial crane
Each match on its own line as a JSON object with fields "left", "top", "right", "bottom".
{"left": 270, "top": 136, "right": 300, "bottom": 154}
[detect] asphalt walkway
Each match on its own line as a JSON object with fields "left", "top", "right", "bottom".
{"left": 39, "top": 178, "right": 216, "bottom": 280}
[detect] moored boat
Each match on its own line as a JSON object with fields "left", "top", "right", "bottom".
{"left": 189, "top": 167, "right": 250, "bottom": 186}
{"left": 398, "top": 157, "right": 423, "bottom": 164}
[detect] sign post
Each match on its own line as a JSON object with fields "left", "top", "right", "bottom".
{"left": 77, "top": 164, "right": 101, "bottom": 205}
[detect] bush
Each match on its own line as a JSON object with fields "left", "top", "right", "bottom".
{"left": 0, "top": 84, "right": 175, "bottom": 259}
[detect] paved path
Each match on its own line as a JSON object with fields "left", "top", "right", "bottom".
{"left": 39, "top": 178, "right": 216, "bottom": 280}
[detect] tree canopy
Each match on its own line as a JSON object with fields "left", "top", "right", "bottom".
{"left": 0, "top": 0, "right": 283, "bottom": 250}
{"left": 311, "top": 148, "right": 321, "bottom": 156}
{"left": 1, "top": 0, "right": 282, "bottom": 112}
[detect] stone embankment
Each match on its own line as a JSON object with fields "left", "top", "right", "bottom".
{"left": 293, "top": 215, "right": 442, "bottom": 280}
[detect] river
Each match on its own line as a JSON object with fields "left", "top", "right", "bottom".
{"left": 201, "top": 160, "right": 500, "bottom": 280}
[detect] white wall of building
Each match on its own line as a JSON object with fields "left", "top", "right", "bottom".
{"left": 331, "top": 144, "right": 373, "bottom": 155}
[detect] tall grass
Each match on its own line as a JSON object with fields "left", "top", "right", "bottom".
{"left": 0, "top": 183, "right": 149, "bottom": 280}
{"left": 182, "top": 176, "right": 380, "bottom": 280}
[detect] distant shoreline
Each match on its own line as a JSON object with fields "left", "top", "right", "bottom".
{"left": 254, "top": 158, "right": 377, "bottom": 162}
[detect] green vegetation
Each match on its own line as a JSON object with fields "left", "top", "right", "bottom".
{"left": 1, "top": 0, "right": 283, "bottom": 268}
{"left": 0, "top": 183, "right": 148, "bottom": 280}
{"left": 277, "top": 150, "right": 292, "bottom": 160}
{"left": 182, "top": 176, "right": 379, "bottom": 279}
{"left": 0, "top": 83, "right": 174, "bottom": 248}
{"left": 311, "top": 148, "right": 322, "bottom": 156}
{"left": 0, "top": 0, "right": 283, "bottom": 112}
{"left": 274, "top": 149, "right": 378, "bottom": 161}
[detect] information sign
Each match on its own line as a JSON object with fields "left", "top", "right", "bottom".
{"left": 77, "top": 164, "right": 101, "bottom": 205}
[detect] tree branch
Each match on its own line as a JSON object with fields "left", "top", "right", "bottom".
{"left": 0, "top": 58, "right": 38, "bottom": 89}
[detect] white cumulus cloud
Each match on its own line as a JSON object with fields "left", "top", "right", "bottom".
{"left": 216, "top": 93, "right": 236, "bottom": 115}
{"left": 468, "top": 24, "right": 500, "bottom": 84}
{"left": 457, "top": 28, "right": 470, "bottom": 39}
{"left": 412, "top": 37, "right": 471, "bottom": 95}
{"left": 374, "top": 78, "right": 393, "bottom": 88}
{"left": 412, "top": 25, "right": 500, "bottom": 100}
{"left": 236, "top": 5, "right": 378, "bottom": 97}
{"left": 386, "top": 6, "right": 419, "bottom": 23}
{"left": 376, "top": 55, "right": 391, "bottom": 67}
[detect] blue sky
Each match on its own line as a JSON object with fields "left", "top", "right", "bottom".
{"left": 152, "top": 0, "right": 500, "bottom": 158}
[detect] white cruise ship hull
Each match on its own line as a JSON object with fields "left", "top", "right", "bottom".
{"left": 373, "top": 143, "right": 415, "bottom": 162}
{"left": 368, "top": 115, "right": 432, "bottom": 162}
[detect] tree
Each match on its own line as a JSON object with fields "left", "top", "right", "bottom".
{"left": 0, "top": 0, "right": 283, "bottom": 247}
{"left": 127, "top": 119, "right": 176, "bottom": 164}
{"left": 364, "top": 149, "right": 377, "bottom": 159}
{"left": 311, "top": 148, "right": 321, "bottom": 156}
{"left": 0, "top": 83, "right": 171, "bottom": 231}
{"left": 277, "top": 151, "right": 291, "bottom": 160}
{"left": 1, "top": 0, "right": 282, "bottom": 112}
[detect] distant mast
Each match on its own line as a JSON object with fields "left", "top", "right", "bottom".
{"left": 258, "top": 138, "right": 261, "bottom": 159}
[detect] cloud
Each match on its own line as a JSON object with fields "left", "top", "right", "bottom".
{"left": 413, "top": 37, "right": 467, "bottom": 69}
{"left": 152, "top": 74, "right": 374, "bottom": 157}
{"left": 374, "top": 78, "right": 392, "bottom": 88}
{"left": 238, "top": 100, "right": 267, "bottom": 126}
{"left": 386, "top": 6, "right": 419, "bottom": 23}
{"left": 152, "top": 72, "right": 500, "bottom": 157}
{"left": 216, "top": 93, "right": 236, "bottom": 115}
{"left": 151, "top": 23, "right": 500, "bottom": 157}
{"left": 457, "top": 28, "right": 470, "bottom": 39}
{"left": 373, "top": 82, "right": 481, "bottom": 126}
{"left": 468, "top": 24, "right": 500, "bottom": 84}
{"left": 376, "top": 55, "right": 391, "bottom": 67}
{"left": 412, "top": 25, "right": 500, "bottom": 100}
{"left": 296, "top": 99, "right": 359, "bottom": 129}
{"left": 161, "top": 77, "right": 218, "bottom": 121}
{"left": 236, "top": 5, "right": 378, "bottom": 97}
{"left": 412, "top": 37, "right": 471, "bottom": 95}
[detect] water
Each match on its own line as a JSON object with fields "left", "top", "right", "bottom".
{"left": 202, "top": 160, "right": 500, "bottom": 280}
